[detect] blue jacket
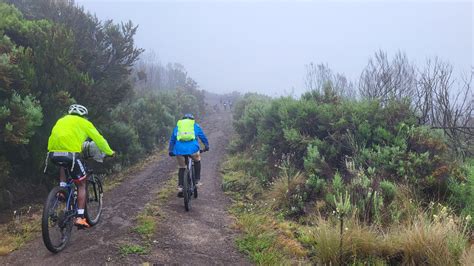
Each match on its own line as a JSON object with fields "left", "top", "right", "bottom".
{"left": 168, "top": 123, "right": 209, "bottom": 155}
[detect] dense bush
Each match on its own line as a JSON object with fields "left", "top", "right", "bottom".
{"left": 233, "top": 89, "right": 468, "bottom": 222}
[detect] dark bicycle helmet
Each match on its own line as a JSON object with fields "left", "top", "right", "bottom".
{"left": 182, "top": 113, "right": 195, "bottom": 120}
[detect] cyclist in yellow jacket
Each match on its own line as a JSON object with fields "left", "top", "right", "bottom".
{"left": 48, "top": 104, "right": 114, "bottom": 227}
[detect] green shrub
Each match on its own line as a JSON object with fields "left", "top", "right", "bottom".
{"left": 232, "top": 93, "right": 270, "bottom": 150}
{"left": 380, "top": 180, "right": 397, "bottom": 204}
{"left": 104, "top": 121, "right": 144, "bottom": 164}
{"left": 332, "top": 172, "right": 344, "bottom": 196}
{"left": 449, "top": 159, "right": 474, "bottom": 225}
{"left": 306, "top": 174, "right": 326, "bottom": 197}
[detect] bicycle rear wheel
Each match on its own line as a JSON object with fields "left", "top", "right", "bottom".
{"left": 184, "top": 169, "right": 191, "bottom": 211}
{"left": 85, "top": 174, "right": 103, "bottom": 226}
{"left": 42, "top": 186, "right": 73, "bottom": 253}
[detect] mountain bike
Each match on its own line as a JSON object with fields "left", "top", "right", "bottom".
{"left": 183, "top": 149, "right": 207, "bottom": 211}
{"left": 41, "top": 158, "right": 104, "bottom": 253}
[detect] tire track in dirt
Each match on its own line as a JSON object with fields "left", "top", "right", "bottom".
{"left": 0, "top": 108, "right": 248, "bottom": 265}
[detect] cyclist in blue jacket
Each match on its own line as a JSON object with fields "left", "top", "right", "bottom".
{"left": 168, "top": 113, "right": 209, "bottom": 197}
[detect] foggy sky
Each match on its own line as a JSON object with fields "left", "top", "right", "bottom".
{"left": 76, "top": 0, "right": 473, "bottom": 96}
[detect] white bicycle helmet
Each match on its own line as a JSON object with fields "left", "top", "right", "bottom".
{"left": 68, "top": 104, "right": 88, "bottom": 116}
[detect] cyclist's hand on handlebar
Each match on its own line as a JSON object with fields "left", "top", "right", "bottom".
{"left": 169, "top": 151, "right": 175, "bottom": 157}
{"left": 204, "top": 146, "right": 209, "bottom": 152}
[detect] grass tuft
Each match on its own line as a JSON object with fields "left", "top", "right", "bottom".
{"left": 134, "top": 214, "right": 156, "bottom": 238}
{"left": 388, "top": 215, "right": 468, "bottom": 265}
{"left": 119, "top": 243, "right": 147, "bottom": 256}
{"left": 461, "top": 246, "right": 474, "bottom": 266}
{"left": 234, "top": 212, "right": 308, "bottom": 264}
{"left": 267, "top": 171, "right": 306, "bottom": 215}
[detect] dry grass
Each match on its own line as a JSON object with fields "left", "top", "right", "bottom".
{"left": 461, "top": 245, "right": 474, "bottom": 266}
{"left": 299, "top": 215, "right": 387, "bottom": 264}
{"left": 267, "top": 171, "right": 306, "bottom": 211}
{"left": 388, "top": 214, "right": 468, "bottom": 265}
{"left": 0, "top": 205, "right": 42, "bottom": 256}
{"left": 297, "top": 213, "right": 470, "bottom": 265}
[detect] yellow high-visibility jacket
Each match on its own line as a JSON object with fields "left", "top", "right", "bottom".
{"left": 47, "top": 115, "right": 114, "bottom": 155}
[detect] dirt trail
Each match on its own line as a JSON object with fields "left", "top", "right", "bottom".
{"left": 0, "top": 109, "right": 249, "bottom": 265}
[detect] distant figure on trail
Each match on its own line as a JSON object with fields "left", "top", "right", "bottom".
{"left": 168, "top": 113, "right": 209, "bottom": 197}
{"left": 47, "top": 104, "right": 115, "bottom": 228}
{"left": 223, "top": 101, "right": 227, "bottom": 111}
{"left": 229, "top": 101, "right": 233, "bottom": 110}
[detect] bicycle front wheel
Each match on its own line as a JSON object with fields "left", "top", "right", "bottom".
{"left": 85, "top": 174, "right": 103, "bottom": 226}
{"left": 42, "top": 186, "right": 73, "bottom": 253}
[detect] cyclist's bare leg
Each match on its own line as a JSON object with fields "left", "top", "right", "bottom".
{"left": 59, "top": 166, "right": 66, "bottom": 183}
{"left": 74, "top": 179, "right": 90, "bottom": 227}
{"left": 56, "top": 167, "right": 67, "bottom": 198}
{"left": 77, "top": 179, "right": 86, "bottom": 210}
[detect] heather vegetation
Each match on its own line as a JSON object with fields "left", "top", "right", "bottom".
{"left": 224, "top": 54, "right": 473, "bottom": 264}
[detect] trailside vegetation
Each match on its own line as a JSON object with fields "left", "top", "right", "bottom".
{"left": 225, "top": 71, "right": 473, "bottom": 264}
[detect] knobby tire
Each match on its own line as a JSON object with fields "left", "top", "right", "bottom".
{"left": 85, "top": 175, "right": 103, "bottom": 226}
{"left": 42, "top": 186, "right": 73, "bottom": 253}
{"left": 184, "top": 169, "right": 191, "bottom": 211}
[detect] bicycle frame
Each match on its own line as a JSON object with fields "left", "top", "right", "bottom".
{"left": 58, "top": 165, "right": 90, "bottom": 225}
{"left": 64, "top": 181, "right": 78, "bottom": 220}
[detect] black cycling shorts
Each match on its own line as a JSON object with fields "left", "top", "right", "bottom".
{"left": 49, "top": 152, "right": 86, "bottom": 179}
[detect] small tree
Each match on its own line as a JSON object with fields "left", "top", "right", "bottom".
{"left": 304, "top": 62, "right": 355, "bottom": 98}
{"left": 359, "top": 50, "right": 416, "bottom": 103}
